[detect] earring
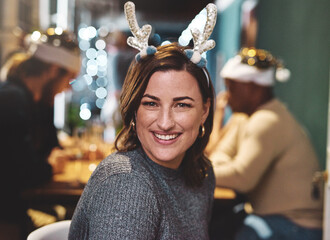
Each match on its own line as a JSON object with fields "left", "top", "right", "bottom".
{"left": 199, "top": 124, "right": 205, "bottom": 138}
{"left": 130, "top": 120, "right": 136, "bottom": 131}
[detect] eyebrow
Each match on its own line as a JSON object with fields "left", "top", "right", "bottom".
{"left": 142, "top": 94, "right": 194, "bottom": 102}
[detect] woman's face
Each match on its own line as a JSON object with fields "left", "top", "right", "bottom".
{"left": 136, "top": 70, "right": 210, "bottom": 169}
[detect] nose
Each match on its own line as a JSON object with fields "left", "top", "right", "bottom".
{"left": 157, "top": 107, "right": 175, "bottom": 130}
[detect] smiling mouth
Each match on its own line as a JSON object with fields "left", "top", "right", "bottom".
{"left": 154, "top": 133, "right": 179, "bottom": 140}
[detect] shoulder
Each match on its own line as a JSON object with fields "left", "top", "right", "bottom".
{"left": 246, "top": 99, "right": 299, "bottom": 146}
{"left": 79, "top": 150, "right": 161, "bottom": 213}
{"left": 0, "top": 81, "right": 27, "bottom": 108}
{"left": 85, "top": 150, "right": 156, "bottom": 196}
{"left": 0, "top": 81, "right": 25, "bottom": 97}
{"left": 247, "top": 99, "right": 286, "bottom": 133}
{"left": 93, "top": 151, "right": 133, "bottom": 180}
{"left": 71, "top": 151, "right": 161, "bottom": 238}
{"left": 90, "top": 150, "right": 150, "bottom": 182}
{"left": 0, "top": 82, "right": 29, "bottom": 125}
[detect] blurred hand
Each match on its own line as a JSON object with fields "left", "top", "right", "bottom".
{"left": 213, "top": 91, "right": 229, "bottom": 130}
{"left": 48, "top": 147, "right": 69, "bottom": 174}
{"left": 206, "top": 91, "right": 229, "bottom": 155}
{"left": 215, "top": 91, "right": 229, "bottom": 111}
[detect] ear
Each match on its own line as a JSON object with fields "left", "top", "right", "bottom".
{"left": 201, "top": 98, "right": 211, "bottom": 124}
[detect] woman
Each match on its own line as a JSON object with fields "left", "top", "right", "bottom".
{"left": 69, "top": 3, "right": 217, "bottom": 238}
{"left": 69, "top": 38, "right": 216, "bottom": 239}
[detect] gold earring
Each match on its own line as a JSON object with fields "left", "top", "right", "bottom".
{"left": 199, "top": 124, "right": 205, "bottom": 138}
{"left": 130, "top": 120, "right": 136, "bottom": 131}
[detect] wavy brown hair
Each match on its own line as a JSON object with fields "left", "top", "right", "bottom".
{"left": 115, "top": 43, "right": 215, "bottom": 187}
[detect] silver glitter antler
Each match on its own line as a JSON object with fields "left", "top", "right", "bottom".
{"left": 186, "top": 3, "right": 217, "bottom": 67}
{"left": 124, "top": 1, "right": 156, "bottom": 60}
{"left": 191, "top": 3, "right": 217, "bottom": 54}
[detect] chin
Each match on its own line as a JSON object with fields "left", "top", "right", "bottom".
{"left": 150, "top": 149, "right": 184, "bottom": 166}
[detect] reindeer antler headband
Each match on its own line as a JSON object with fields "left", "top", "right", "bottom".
{"left": 124, "top": 1, "right": 157, "bottom": 61}
{"left": 124, "top": 1, "right": 217, "bottom": 68}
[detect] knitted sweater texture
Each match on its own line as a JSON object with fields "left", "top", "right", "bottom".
{"left": 69, "top": 148, "right": 215, "bottom": 239}
{"left": 210, "top": 99, "right": 323, "bottom": 228}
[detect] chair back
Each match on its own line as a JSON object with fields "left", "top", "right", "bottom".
{"left": 27, "top": 220, "right": 71, "bottom": 240}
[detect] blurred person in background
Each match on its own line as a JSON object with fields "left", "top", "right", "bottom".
{"left": 0, "top": 28, "right": 80, "bottom": 239}
{"left": 69, "top": 2, "right": 217, "bottom": 238}
{"left": 206, "top": 47, "right": 323, "bottom": 240}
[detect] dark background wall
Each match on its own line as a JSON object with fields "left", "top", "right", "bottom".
{"left": 256, "top": 0, "right": 330, "bottom": 169}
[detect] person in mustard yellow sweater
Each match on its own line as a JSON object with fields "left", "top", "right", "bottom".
{"left": 206, "top": 47, "right": 323, "bottom": 240}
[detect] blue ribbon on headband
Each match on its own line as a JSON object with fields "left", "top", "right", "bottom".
{"left": 135, "top": 46, "right": 157, "bottom": 62}
{"left": 184, "top": 49, "right": 207, "bottom": 68}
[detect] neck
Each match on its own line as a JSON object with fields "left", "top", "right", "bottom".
{"left": 248, "top": 91, "right": 274, "bottom": 116}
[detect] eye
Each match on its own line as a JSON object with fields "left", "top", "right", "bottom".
{"left": 176, "top": 102, "right": 192, "bottom": 108}
{"left": 141, "top": 101, "right": 158, "bottom": 107}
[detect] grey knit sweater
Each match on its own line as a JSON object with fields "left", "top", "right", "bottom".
{"left": 69, "top": 148, "right": 215, "bottom": 240}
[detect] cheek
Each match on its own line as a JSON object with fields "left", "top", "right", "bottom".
{"left": 177, "top": 112, "right": 202, "bottom": 132}
{"left": 136, "top": 107, "right": 154, "bottom": 129}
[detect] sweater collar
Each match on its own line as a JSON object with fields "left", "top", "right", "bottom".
{"left": 136, "top": 148, "right": 182, "bottom": 180}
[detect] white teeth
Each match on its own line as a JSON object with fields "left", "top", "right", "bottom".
{"left": 154, "top": 133, "right": 178, "bottom": 140}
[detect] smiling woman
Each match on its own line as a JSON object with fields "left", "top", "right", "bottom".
{"left": 69, "top": 41, "right": 217, "bottom": 240}
{"left": 69, "top": 2, "right": 218, "bottom": 239}
{"left": 69, "top": 2, "right": 216, "bottom": 239}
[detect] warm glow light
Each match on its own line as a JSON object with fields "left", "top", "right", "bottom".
{"left": 247, "top": 49, "right": 256, "bottom": 57}
{"left": 247, "top": 58, "right": 255, "bottom": 65}
{"left": 31, "top": 31, "right": 41, "bottom": 41}
{"left": 88, "top": 163, "right": 97, "bottom": 172}
{"left": 89, "top": 144, "right": 97, "bottom": 152}
{"left": 259, "top": 53, "right": 266, "bottom": 61}
{"left": 55, "top": 27, "right": 63, "bottom": 35}
{"left": 47, "top": 28, "right": 55, "bottom": 36}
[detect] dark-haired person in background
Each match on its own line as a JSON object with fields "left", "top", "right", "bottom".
{"left": 206, "top": 48, "right": 323, "bottom": 240}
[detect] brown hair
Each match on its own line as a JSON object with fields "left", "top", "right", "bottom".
{"left": 115, "top": 43, "right": 215, "bottom": 187}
